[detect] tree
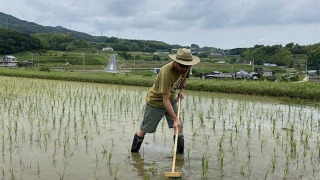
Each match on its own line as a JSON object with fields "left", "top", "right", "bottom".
{"left": 191, "top": 44, "right": 200, "bottom": 49}
{"left": 118, "top": 52, "right": 132, "bottom": 60}
{"left": 242, "top": 45, "right": 294, "bottom": 66}
{"left": 32, "top": 35, "right": 50, "bottom": 49}
{"left": 229, "top": 57, "right": 237, "bottom": 64}
{"left": 228, "top": 48, "right": 248, "bottom": 56}
{"left": 73, "top": 39, "right": 88, "bottom": 48}
{"left": 270, "top": 47, "right": 294, "bottom": 66}
{"left": 153, "top": 55, "right": 160, "bottom": 60}
{"left": 254, "top": 67, "right": 264, "bottom": 78}
{"left": 307, "top": 44, "right": 320, "bottom": 73}
{"left": 198, "top": 53, "right": 208, "bottom": 58}
{"left": 291, "top": 44, "right": 307, "bottom": 54}
{"left": 285, "top": 42, "right": 294, "bottom": 49}
{"left": 0, "top": 29, "right": 42, "bottom": 54}
{"left": 66, "top": 44, "right": 76, "bottom": 51}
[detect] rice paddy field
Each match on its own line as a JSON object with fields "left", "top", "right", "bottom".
{"left": 1, "top": 76, "right": 319, "bottom": 180}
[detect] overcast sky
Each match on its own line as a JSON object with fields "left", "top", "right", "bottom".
{"left": 1, "top": 0, "right": 320, "bottom": 49}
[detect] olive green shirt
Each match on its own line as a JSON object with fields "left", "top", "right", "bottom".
{"left": 146, "top": 62, "right": 187, "bottom": 108}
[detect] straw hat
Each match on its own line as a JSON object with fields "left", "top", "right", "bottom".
{"left": 168, "top": 48, "right": 200, "bottom": 66}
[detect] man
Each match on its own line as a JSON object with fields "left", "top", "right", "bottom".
{"left": 131, "top": 48, "right": 200, "bottom": 154}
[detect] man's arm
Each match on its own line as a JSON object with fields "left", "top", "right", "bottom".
{"left": 178, "top": 78, "right": 187, "bottom": 99}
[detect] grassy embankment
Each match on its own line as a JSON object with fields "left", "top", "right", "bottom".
{"left": 1, "top": 68, "right": 319, "bottom": 101}
{"left": 2, "top": 50, "right": 318, "bottom": 100}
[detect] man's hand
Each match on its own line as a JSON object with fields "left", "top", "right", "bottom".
{"left": 163, "top": 92, "right": 181, "bottom": 130}
{"left": 173, "top": 118, "right": 181, "bottom": 130}
{"left": 178, "top": 90, "right": 185, "bottom": 99}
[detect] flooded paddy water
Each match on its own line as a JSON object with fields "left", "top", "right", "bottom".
{"left": 0, "top": 76, "right": 319, "bottom": 180}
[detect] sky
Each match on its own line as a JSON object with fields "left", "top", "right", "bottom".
{"left": 1, "top": 0, "right": 320, "bottom": 49}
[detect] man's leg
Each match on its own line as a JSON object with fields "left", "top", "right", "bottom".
{"left": 131, "top": 104, "right": 166, "bottom": 152}
{"left": 173, "top": 127, "right": 184, "bottom": 154}
{"left": 131, "top": 129, "right": 145, "bottom": 152}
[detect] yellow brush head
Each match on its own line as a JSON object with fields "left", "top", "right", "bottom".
{"left": 164, "top": 171, "right": 182, "bottom": 177}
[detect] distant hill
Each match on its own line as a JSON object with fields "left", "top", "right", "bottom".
{"left": 0, "top": 12, "right": 177, "bottom": 53}
{"left": 0, "top": 12, "right": 109, "bottom": 42}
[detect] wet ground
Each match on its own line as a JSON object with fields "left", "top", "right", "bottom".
{"left": 1, "top": 76, "right": 319, "bottom": 179}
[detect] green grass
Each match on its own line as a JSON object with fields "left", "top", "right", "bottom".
{"left": 9, "top": 51, "right": 114, "bottom": 67}
{"left": 0, "top": 68, "right": 319, "bottom": 101}
{"left": 3, "top": 50, "right": 318, "bottom": 101}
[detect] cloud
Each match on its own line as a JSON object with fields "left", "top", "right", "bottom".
{"left": 1, "top": 0, "right": 319, "bottom": 48}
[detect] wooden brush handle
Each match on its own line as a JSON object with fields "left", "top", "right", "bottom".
{"left": 171, "top": 98, "right": 181, "bottom": 172}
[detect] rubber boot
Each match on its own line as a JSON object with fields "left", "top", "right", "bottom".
{"left": 173, "top": 135, "right": 184, "bottom": 154}
{"left": 131, "top": 134, "right": 144, "bottom": 152}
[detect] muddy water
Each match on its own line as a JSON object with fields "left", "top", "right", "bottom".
{"left": 0, "top": 76, "right": 319, "bottom": 180}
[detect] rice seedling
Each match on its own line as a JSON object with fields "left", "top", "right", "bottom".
{"left": 114, "top": 162, "right": 121, "bottom": 179}
{"left": 218, "top": 152, "right": 224, "bottom": 176}
{"left": 205, "top": 134, "right": 210, "bottom": 145}
{"left": 240, "top": 164, "right": 245, "bottom": 175}
{"left": 260, "top": 137, "right": 266, "bottom": 152}
{"left": 37, "top": 161, "right": 40, "bottom": 176}
{"left": 186, "top": 147, "right": 191, "bottom": 163}
{"left": 149, "top": 162, "right": 157, "bottom": 175}
{"left": 1, "top": 167, "right": 4, "bottom": 179}
{"left": 264, "top": 171, "right": 269, "bottom": 180}
{"left": 190, "top": 112, "right": 194, "bottom": 126}
{"left": 212, "top": 118, "right": 216, "bottom": 131}
{"left": 1, "top": 76, "right": 320, "bottom": 179}
{"left": 271, "top": 148, "right": 277, "bottom": 173}
{"left": 9, "top": 167, "right": 15, "bottom": 180}
{"left": 201, "top": 153, "right": 209, "bottom": 178}
{"left": 198, "top": 110, "right": 204, "bottom": 126}
{"left": 58, "top": 162, "right": 67, "bottom": 180}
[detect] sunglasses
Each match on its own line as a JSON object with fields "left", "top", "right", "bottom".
{"left": 178, "top": 63, "right": 191, "bottom": 68}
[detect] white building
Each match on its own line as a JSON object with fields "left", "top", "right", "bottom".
{"left": 262, "top": 71, "right": 273, "bottom": 77}
{"left": 0, "top": 55, "right": 19, "bottom": 67}
{"left": 102, "top": 47, "right": 113, "bottom": 51}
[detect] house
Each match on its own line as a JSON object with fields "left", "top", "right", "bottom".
{"left": 262, "top": 71, "right": 273, "bottom": 77}
{"left": 154, "top": 52, "right": 169, "bottom": 55}
{"left": 203, "top": 71, "right": 233, "bottom": 79}
{"left": 152, "top": 68, "right": 161, "bottom": 73}
{"left": 21, "top": 61, "right": 33, "bottom": 67}
{"left": 209, "top": 51, "right": 225, "bottom": 56}
{"left": 242, "top": 61, "right": 252, "bottom": 65}
{"left": 102, "top": 47, "right": 113, "bottom": 51}
{"left": 307, "top": 70, "right": 317, "bottom": 75}
{"left": 0, "top": 55, "right": 19, "bottom": 67}
{"left": 263, "top": 63, "right": 277, "bottom": 67}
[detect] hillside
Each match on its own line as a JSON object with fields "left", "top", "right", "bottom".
{"left": 0, "top": 12, "right": 102, "bottom": 42}
{"left": 0, "top": 12, "right": 174, "bottom": 46}
{"left": 0, "top": 12, "right": 177, "bottom": 53}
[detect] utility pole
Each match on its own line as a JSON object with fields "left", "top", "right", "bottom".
{"left": 305, "top": 60, "right": 307, "bottom": 74}
{"left": 252, "top": 59, "right": 254, "bottom": 72}
{"left": 134, "top": 55, "right": 136, "bottom": 72}
{"left": 83, "top": 52, "right": 85, "bottom": 70}
{"left": 33, "top": 53, "right": 39, "bottom": 68}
